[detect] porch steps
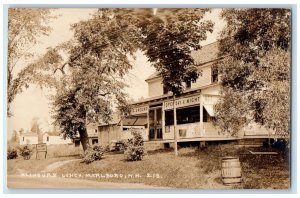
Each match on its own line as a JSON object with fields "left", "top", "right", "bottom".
{"left": 235, "top": 138, "right": 267, "bottom": 148}
{"left": 144, "top": 142, "right": 165, "bottom": 151}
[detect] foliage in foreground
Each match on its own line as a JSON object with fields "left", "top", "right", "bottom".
{"left": 19, "top": 145, "right": 33, "bottom": 160}
{"left": 7, "top": 8, "right": 55, "bottom": 115}
{"left": 124, "top": 130, "right": 145, "bottom": 161}
{"left": 53, "top": 143, "right": 289, "bottom": 189}
{"left": 7, "top": 147, "right": 18, "bottom": 160}
{"left": 215, "top": 9, "right": 291, "bottom": 137}
{"left": 81, "top": 145, "right": 105, "bottom": 164}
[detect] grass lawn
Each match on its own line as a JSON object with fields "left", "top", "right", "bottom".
{"left": 52, "top": 143, "right": 290, "bottom": 189}
{"left": 7, "top": 156, "right": 78, "bottom": 175}
{"left": 239, "top": 148, "right": 290, "bottom": 189}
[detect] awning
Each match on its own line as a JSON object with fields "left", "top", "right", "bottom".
{"left": 204, "top": 104, "right": 215, "bottom": 117}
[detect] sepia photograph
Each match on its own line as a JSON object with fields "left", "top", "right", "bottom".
{"left": 5, "top": 7, "right": 291, "bottom": 190}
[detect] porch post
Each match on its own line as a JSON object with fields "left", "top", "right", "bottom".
{"left": 200, "top": 93, "right": 204, "bottom": 137}
{"left": 97, "top": 127, "right": 100, "bottom": 146}
{"left": 154, "top": 109, "right": 157, "bottom": 140}
{"left": 162, "top": 103, "right": 165, "bottom": 139}
{"left": 147, "top": 108, "right": 150, "bottom": 141}
{"left": 119, "top": 118, "right": 123, "bottom": 141}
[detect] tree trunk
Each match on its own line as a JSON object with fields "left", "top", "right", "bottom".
{"left": 78, "top": 127, "right": 90, "bottom": 152}
{"left": 173, "top": 94, "right": 178, "bottom": 156}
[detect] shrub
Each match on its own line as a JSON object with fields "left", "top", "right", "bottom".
{"left": 82, "top": 145, "right": 104, "bottom": 164}
{"left": 124, "top": 130, "right": 145, "bottom": 161}
{"left": 115, "top": 140, "right": 126, "bottom": 152}
{"left": 7, "top": 147, "right": 18, "bottom": 160}
{"left": 104, "top": 145, "right": 110, "bottom": 152}
{"left": 19, "top": 145, "right": 33, "bottom": 160}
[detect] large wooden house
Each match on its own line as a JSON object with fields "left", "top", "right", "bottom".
{"left": 98, "top": 42, "right": 275, "bottom": 149}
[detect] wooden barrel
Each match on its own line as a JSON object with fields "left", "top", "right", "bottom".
{"left": 221, "top": 157, "right": 242, "bottom": 185}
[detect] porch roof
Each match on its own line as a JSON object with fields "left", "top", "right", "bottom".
{"left": 130, "top": 83, "right": 219, "bottom": 106}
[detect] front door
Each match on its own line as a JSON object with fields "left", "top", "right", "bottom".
{"left": 149, "top": 107, "right": 163, "bottom": 140}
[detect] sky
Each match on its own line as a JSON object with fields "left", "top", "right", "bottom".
{"left": 7, "top": 8, "right": 225, "bottom": 138}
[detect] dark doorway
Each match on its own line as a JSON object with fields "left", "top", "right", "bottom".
{"left": 149, "top": 107, "right": 163, "bottom": 140}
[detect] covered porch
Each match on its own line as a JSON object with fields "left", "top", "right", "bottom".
{"left": 128, "top": 92, "right": 225, "bottom": 142}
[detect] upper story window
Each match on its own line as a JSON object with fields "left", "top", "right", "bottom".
{"left": 163, "top": 85, "right": 169, "bottom": 94}
{"left": 211, "top": 65, "right": 218, "bottom": 83}
{"left": 185, "top": 81, "right": 191, "bottom": 89}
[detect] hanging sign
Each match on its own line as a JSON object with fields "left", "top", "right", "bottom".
{"left": 36, "top": 143, "right": 47, "bottom": 159}
{"left": 131, "top": 105, "right": 149, "bottom": 115}
{"left": 164, "top": 95, "right": 200, "bottom": 110}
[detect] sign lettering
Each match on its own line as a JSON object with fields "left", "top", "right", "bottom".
{"left": 164, "top": 95, "right": 200, "bottom": 110}
{"left": 131, "top": 105, "right": 149, "bottom": 115}
{"left": 36, "top": 143, "right": 47, "bottom": 159}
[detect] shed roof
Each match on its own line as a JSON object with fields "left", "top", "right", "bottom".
{"left": 98, "top": 112, "right": 121, "bottom": 126}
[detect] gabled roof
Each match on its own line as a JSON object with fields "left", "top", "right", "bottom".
{"left": 145, "top": 71, "right": 161, "bottom": 81}
{"left": 191, "top": 41, "right": 219, "bottom": 65}
{"left": 145, "top": 41, "right": 220, "bottom": 81}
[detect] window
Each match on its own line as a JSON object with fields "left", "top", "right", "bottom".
{"left": 92, "top": 139, "right": 98, "bottom": 145}
{"left": 163, "top": 85, "right": 169, "bottom": 94}
{"left": 94, "top": 129, "right": 97, "bottom": 134}
{"left": 186, "top": 81, "right": 191, "bottom": 89}
{"left": 211, "top": 65, "right": 218, "bottom": 83}
{"left": 177, "top": 106, "right": 200, "bottom": 124}
{"left": 74, "top": 140, "right": 80, "bottom": 147}
{"left": 165, "top": 110, "right": 174, "bottom": 126}
{"left": 47, "top": 136, "right": 49, "bottom": 142}
{"left": 165, "top": 105, "right": 200, "bottom": 126}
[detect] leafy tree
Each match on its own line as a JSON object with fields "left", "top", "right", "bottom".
{"left": 214, "top": 8, "right": 291, "bottom": 137}
{"left": 21, "top": 9, "right": 213, "bottom": 155}
{"left": 51, "top": 9, "right": 139, "bottom": 151}
{"left": 30, "top": 117, "right": 45, "bottom": 143}
{"left": 18, "top": 128, "right": 24, "bottom": 135}
{"left": 47, "top": 125, "right": 61, "bottom": 136}
{"left": 30, "top": 117, "right": 42, "bottom": 134}
{"left": 136, "top": 9, "right": 214, "bottom": 155}
{"left": 7, "top": 8, "right": 57, "bottom": 116}
{"left": 10, "top": 130, "right": 19, "bottom": 143}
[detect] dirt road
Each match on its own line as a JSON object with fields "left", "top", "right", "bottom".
{"left": 7, "top": 174, "right": 167, "bottom": 189}
{"left": 8, "top": 158, "right": 167, "bottom": 189}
